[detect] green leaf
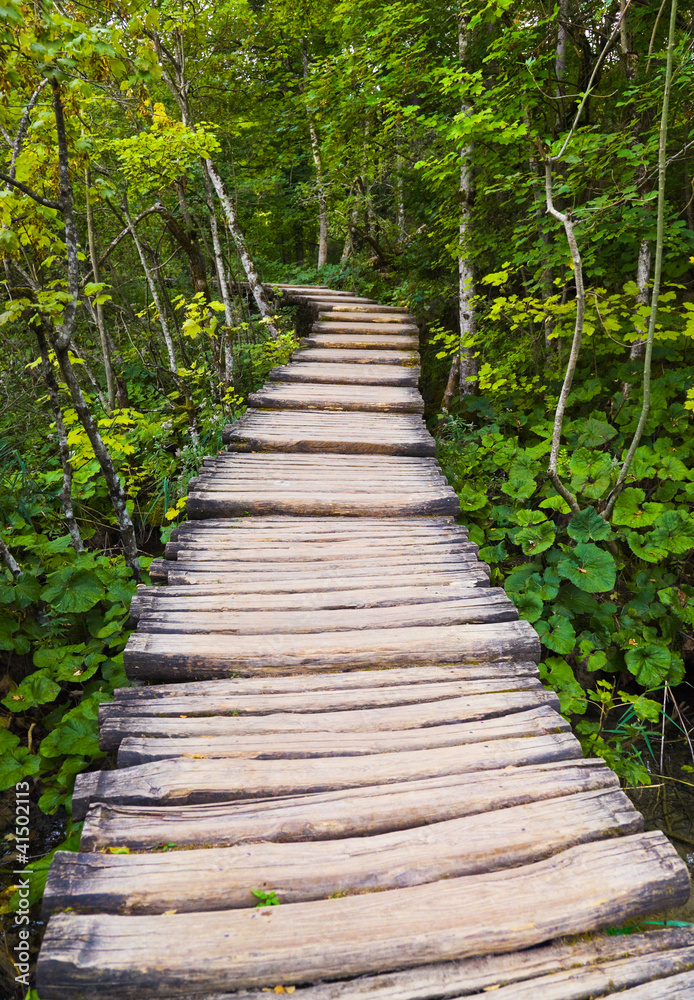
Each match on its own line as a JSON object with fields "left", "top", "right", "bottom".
{"left": 515, "top": 519, "right": 556, "bottom": 555}
{"left": 538, "top": 657, "right": 587, "bottom": 715}
{"left": 624, "top": 644, "right": 671, "bottom": 688}
{"left": 612, "top": 489, "right": 663, "bottom": 527}
{"left": 41, "top": 568, "right": 105, "bottom": 613}
{"left": 567, "top": 507, "right": 611, "bottom": 543}
{"left": 576, "top": 418, "right": 617, "bottom": 447}
{"left": 509, "top": 590, "right": 543, "bottom": 623}
{"left": 535, "top": 614, "right": 576, "bottom": 654}
{"left": 648, "top": 510, "right": 694, "bottom": 555}
{"left": 2, "top": 672, "right": 61, "bottom": 712}
{"left": 569, "top": 448, "right": 613, "bottom": 499}
{"left": 627, "top": 531, "right": 669, "bottom": 563}
{"left": 657, "top": 586, "right": 694, "bottom": 625}
{"left": 500, "top": 470, "right": 536, "bottom": 500}
{"left": 557, "top": 543, "right": 616, "bottom": 593}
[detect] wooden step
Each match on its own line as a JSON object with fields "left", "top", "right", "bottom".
{"left": 248, "top": 383, "right": 424, "bottom": 413}
{"left": 301, "top": 333, "right": 419, "bottom": 350}
{"left": 312, "top": 321, "right": 419, "bottom": 335}
{"left": 269, "top": 362, "right": 420, "bottom": 385}
{"left": 36, "top": 833, "right": 690, "bottom": 998}
{"left": 293, "top": 348, "right": 417, "bottom": 365}
{"left": 44, "top": 788, "right": 640, "bottom": 916}
{"left": 222, "top": 409, "right": 435, "bottom": 456}
{"left": 78, "top": 757, "right": 618, "bottom": 850}
{"left": 121, "top": 620, "right": 540, "bottom": 680}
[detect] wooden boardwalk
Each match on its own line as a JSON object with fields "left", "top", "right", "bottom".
{"left": 37, "top": 286, "right": 694, "bottom": 998}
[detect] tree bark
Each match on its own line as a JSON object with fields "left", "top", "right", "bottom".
{"left": 301, "top": 40, "right": 329, "bottom": 269}
{"left": 0, "top": 537, "right": 21, "bottom": 579}
{"left": 203, "top": 164, "right": 237, "bottom": 384}
{"left": 458, "top": 9, "right": 477, "bottom": 395}
{"left": 205, "top": 159, "right": 279, "bottom": 338}
{"left": 85, "top": 167, "right": 116, "bottom": 410}
{"left": 36, "top": 324, "right": 84, "bottom": 553}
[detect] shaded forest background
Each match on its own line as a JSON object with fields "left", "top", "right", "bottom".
{"left": 1, "top": 0, "right": 694, "bottom": 988}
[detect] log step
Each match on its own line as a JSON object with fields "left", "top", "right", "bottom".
{"left": 292, "top": 347, "right": 418, "bottom": 364}
{"left": 35, "top": 833, "right": 691, "bottom": 998}
{"left": 248, "top": 383, "right": 424, "bottom": 412}
{"left": 269, "top": 362, "right": 420, "bottom": 385}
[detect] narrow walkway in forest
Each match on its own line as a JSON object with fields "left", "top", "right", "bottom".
{"left": 37, "top": 286, "right": 694, "bottom": 998}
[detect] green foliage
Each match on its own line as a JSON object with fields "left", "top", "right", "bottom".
{"left": 438, "top": 352, "right": 694, "bottom": 783}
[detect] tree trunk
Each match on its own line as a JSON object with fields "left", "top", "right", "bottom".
{"left": 85, "top": 168, "right": 116, "bottom": 410}
{"left": 203, "top": 164, "right": 237, "bottom": 384}
{"left": 204, "top": 159, "right": 279, "bottom": 339}
{"left": 301, "top": 40, "right": 329, "bottom": 269}
{"left": 458, "top": 10, "right": 477, "bottom": 395}
{"left": 36, "top": 325, "right": 84, "bottom": 553}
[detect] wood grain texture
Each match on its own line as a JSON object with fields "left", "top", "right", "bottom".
{"left": 72, "top": 733, "right": 581, "bottom": 817}
{"left": 79, "top": 758, "right": 619, "bottom": 850}
{"left": 269, "top": 363, "right": 419, "bottom": 385}
{"left": 115, "top": 705, "right": 568, "bottom": 765}
{"left": 122, "top": 620, "right": 540, "bottom": 679}
{"left": 186, "top": 491, "right": 459, "bottom": 517}
{"left": 98, "top": 689, "right": 562, "bottom": 749}
{"left": 248, "top": 383, "right": 425, "bottom": 413}
{"left": 292, "top": 348, "right": 418, "bottom": 365}
{"left": 44, "top": 789, "right": 641, "bottom": 916}
{"left": 36, "top": 833, "right": 691, "bottom": 998}
{"left": 167, "top": 930, "right": 694, "bottom": 1000}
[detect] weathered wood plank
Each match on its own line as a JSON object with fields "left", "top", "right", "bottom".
{"left": 104, "top": 674, "right": 548, "bottom": 718}
{"left": 300, "top": 334, "right": 419, "bottom": 350}
{"left": 269, "top": 363, "right": 420, "bottom": 385}
{"left": 35, "top": 833, "right": 691, "bottom": 998}
{"left": 248, "top": 384, "right": 424, "bottom": 413}
{"left": 79, "top": 758, "right": 619, "bottom": 850}
{"left": 116, "top": 705, "right": 568, "bottom": 765}
{"left": 98, "top": 689, "right": 561, "bottom": 749}
{"left": 600, "top": 970, "right": 694, "bottom": 999}
{"left": 113, "top": 660, "right": 539, "bottom": 698}
{"left": 164, "top": 536, "right": 464, "bottom": 560}
{"left": 123, "top": 621, "right": 539, "bottom": 680}
{"left": 72, "top": 733, "right": 581, "bottom": 817}
{"left": 135, "top": 595, "right": 517, "bottom": 634}
{"left": 186, "top": 491, "right": 459, "bottom": 518}
{"left": 44, "top": 788, "right": 641, "bottom": 916}
{"left": 292, "top": 348, "right": 418, "bottom": 365}
{"left": 312, "top": 321, "right": 419, "bottom": 335}
{"left": 130, "top": 583, "right": 501, "bottom": 622}
{"left": 165, "top": 930, "right": 694, "bottom": 1000}
{"left": 158, "top": 568, "right": 492, "bottom": 590}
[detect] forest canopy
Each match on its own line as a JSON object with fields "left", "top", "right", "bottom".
{"left": 1, "top": 0, "right": 694, "bottom": 952}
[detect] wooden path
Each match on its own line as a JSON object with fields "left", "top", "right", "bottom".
{"left": 37, "top": 285, "right": 694, "bottom": 998}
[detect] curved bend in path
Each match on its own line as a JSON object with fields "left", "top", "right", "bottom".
{"left": 37, "top": 285, "right": 693, "bottom": 999}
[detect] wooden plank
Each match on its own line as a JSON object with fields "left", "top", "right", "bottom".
{"left": 248, "top": 384, "right": 424, "bottom": 413}
{"left": 130, "top": 583, "right": 499, "bottom": 621}
{"left": 157, "top": 568, "right": 492, "bottom": 590}
{"left": 44, "top": 788, "right": 641, "bottom": 916}
{"left": 293, "top": 348, "right": 418, "bottom": 365}
{"left": 115, "top": 705, "right": 568, "bottom": 765}
{"left": 98, "top": 689, "right": 561, "bottom": 749}
{"left": 268, "top": 364, "right": 419, "bottom": 386}
{"left": 317, "top": 311, "right": 413, "bottom": 322}
{"left": 79, "top": 758, "right": 620, "bottom": 850}
{"left": 135, "top": 595, "right": 517, "bottom": 635}
{"left": 36, "top": 832, "right": 691, "bottom": 998}
{"left": 122, "top": 621, "right": 539, "bottom": 680}
{"left": 164, "top": 535, "right": 464, "bottom": 559}
{"left": 600, "top": 971, "right": 694, "bottom": 999}
{"left": 186, "top": 492, "right": 460, "bottom": 518}
{"left": 165, "top": 930, "right": 694, "bottom": 1000}
{"left": 301, "top": 334, "right": 419, "bottom": 350}
{"left": 170, "top": 541, "right": 475, "bottom": 560}
{"left": 112, "top": 661, "right": 540, "bottom": 698}
{"left": 312, "top": 321, "right": 419, "bottom": 334}
{"left": 74, "top": 732, "right": 581, "bottom": 817}
{"left": 104, "top": 674, "right": 548, "bottom": 718}
{"left": 154, "top": 551, "right": 481, "bottom": 573}
{"left": 315, "top": 303, "right": 409, "bottom": 314}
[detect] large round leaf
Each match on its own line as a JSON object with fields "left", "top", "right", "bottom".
{"left": 624, "top": 644, "right": 671, "bottom": 688}
{"left": 41, "top": 568, "right": 106, "bottom": 613}
{"left": 612, "top": 489, "right": 663, "bottom": 528}
{"left": 510, "top": 590, "right": 543, "bottom": 623}
{"left": 557, "top": 542, "right": 616, "bottom": 592}
{"left": 567, "top": 507, "right": 611, "bottom": 543}
{"left": 535, "top": 614, "right": 576, "bottom": 654}
{"left": 515, "top": 519, "right": 556, "bottom": 555}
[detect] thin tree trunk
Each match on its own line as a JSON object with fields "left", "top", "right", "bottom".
{"left": 442, "top": 355, "right": 461, "bottom": 412}
{"left": 629, "top": 241, "right": 652, "bottom": 361}
{"left": 458, "top": 9, "right": 477, "bottom": 395}
{"left": 85, "top": 168, "right": 116, "bottom": 410}
{"left": 0, "top": 537, "right": 21, "bottom": 578}
{"left": 203, "top": 164, "right": 237, "bottom": 384}
{"left": 301, "top": 41, "right": 328, "bottom": 268}
{"left": 36, "top": 325, "right": 84, "bottom": 553}
{"left": 205, "top": 159, "right": 279, "bottom": 339}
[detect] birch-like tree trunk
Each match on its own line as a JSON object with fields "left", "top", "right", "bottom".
{"left": 301, "top": 41, "right": 329, "bottom": 269}
{"left": 458, "top": 9, "right": 477, "bottom": 395}
{"left": 203, "top": 164, "right": 237, "bottom": 383}
{"left": 36, "top": 324, "right": 84, "bottom": 553}
{"left": 205, "top": 160, "right": 279, "bottom": 339}
{"left": 85, "top": 167, "right": 116, "bottom": 410}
